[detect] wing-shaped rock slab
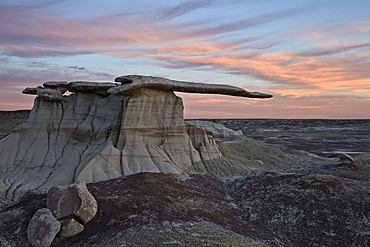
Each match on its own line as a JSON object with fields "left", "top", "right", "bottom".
{"left": 109, "top": 75, "right": 273, "bottom": 98}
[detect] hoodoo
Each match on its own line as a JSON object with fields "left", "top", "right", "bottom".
{"left": 0, "top": 75, "right": 272, "bottom": 200}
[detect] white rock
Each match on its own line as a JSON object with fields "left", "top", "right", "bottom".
{"left": 185, "top": 123, "right": 221, "bottom": 161}
{"left": 186, "top": 120, "right": 245, "bottom": 141}
{"left": 339, "top": 153, "right": 355, "bottom": 164}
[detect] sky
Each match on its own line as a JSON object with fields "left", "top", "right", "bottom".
{"left": 1, "top": 0, "right": 369, "bottom": 119}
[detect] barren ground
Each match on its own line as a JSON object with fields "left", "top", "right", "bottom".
{"left": 1, "top": 111, "right": 370, "bottom": 246}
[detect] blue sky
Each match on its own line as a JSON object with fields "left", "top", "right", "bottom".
{"left": 1, "top": 0, "right": 370, "bottom": 118}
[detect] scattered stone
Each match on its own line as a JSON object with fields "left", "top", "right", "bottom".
{"left": 58, "top": 219, "right": 84, "bottom": 238}
{"left": 110, "top": 75, "right": 273, "bottom": 98}
{"left": 47, "top": 181, "right": 97, "bottom": 224}
{"left": 339, "top": 153, "right": 355, "bottom": 164}
{"left": 27, "top": 208, "right": 61, "bottom": 247}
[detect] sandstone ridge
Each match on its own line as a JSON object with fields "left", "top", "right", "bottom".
{"left": 0, "top": 75, "right": 272, "bottom": 201}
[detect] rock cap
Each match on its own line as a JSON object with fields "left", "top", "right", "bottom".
{"left": 67, "top": 81, "right": 118, "bottom": 96}
{"left": 110, "top": 75, "right": 273, "bottom": 98}
{"left": 43, "top": 81, "right": 68, "bottom": 89}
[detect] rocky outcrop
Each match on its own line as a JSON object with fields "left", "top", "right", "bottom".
{"left": 339, "top": 153, "right": 355, "bottom": 163}
{"left": 27, "top": 208, "right": 61, "bottom": 247}
{"left": 186, "top": 120, "right": 245, "bottom": 141}
{"left": 185, "top": 123, "right": 222, "bottom": 161}
{"left": 0, "top": 75, "right": 272, "bottom": 201}
{"left": 0, "top": 92, "right": 123, "bottom": 200}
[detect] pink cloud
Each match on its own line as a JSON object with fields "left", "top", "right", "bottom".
{"left": 1, "top": 1, "right": 369, "bottom": 119}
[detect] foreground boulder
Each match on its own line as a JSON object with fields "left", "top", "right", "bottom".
{"left": 26, "top": 182, "right": 97, "bottom": 246}
{"left": 47, "top": 182, "right": 97, "bottom": 224}
{"left": 58, "top": 219, "right": 84, "bottom": 238}
{"left": 27, "top": 208, "right": 61, "bottom": 247}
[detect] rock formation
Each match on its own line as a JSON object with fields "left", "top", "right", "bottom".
{"left": 0, "top": 75, "right": 272, "bottom": 201}
{"left": 111, "top": 75, "right": 273, "bottom": 98}
{"left": 185, "top": 120, "right": 245, "bottom": 141}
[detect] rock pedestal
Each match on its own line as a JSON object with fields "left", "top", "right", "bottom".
{"left": 0, "top": 75, "right": 272, "bottom": 200}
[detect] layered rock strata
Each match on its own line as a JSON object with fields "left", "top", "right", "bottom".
{"left": 0, "top": 75, "right": 272, "bottom": 201}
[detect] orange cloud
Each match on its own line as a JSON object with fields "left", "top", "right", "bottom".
{"left": 1, "top": 1, "right": 369, "bottom": 118}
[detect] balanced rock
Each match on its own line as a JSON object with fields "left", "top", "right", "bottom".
{"left": 27, "top": 208, "right": 61, "bottom": 247}
{"left": 111, "top": 75, "right": 273, "bottom": 98}
{"left": 0, "top": 75, "right": 272, "bottom": 200}
{"left": 47, "top": 181, "right": 97, "bottom": 224}
{"left": 58, "top": 219, "right": 84, "bottom": 238}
